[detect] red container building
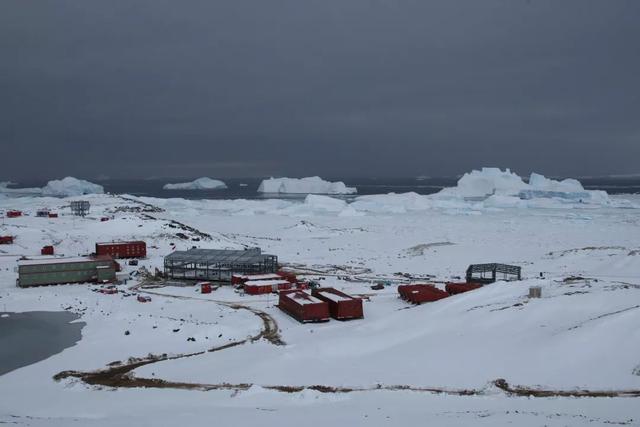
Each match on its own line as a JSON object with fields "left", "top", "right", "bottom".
{"left": 95, "top": 241, "right": 146, "bottom": 259}
{"left": 278, "top": 290, "right": 330, "bottom": 323}
{"left": 398, "top": 284, "right": 449, "bottom": 304}
{"left": 311, "top": 287, "right": 363, "bottom": 320}
{"left": 244, "top": 279, "right": 292, "bottom": 295}
{"left": 445, "top": 282, "right": 482, "bottom": 295}
{"left": 7, "top": 210, "right": 22, "bottom": 218}
{"left": 41, "top": 245, "right": 54, "bottom": 255}
{"left": 48, "top": 213, "right": 58, "bottom": 218}
{"left": 0, "top": 236, "right": 14, "bottom": 245}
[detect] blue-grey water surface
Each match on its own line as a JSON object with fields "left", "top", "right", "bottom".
{"left": 0, "top": 311, "right": 85, "bottom": 376}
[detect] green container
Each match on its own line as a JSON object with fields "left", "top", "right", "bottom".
{"left": 18, "top": 257, "right": 115, "bottom": 287}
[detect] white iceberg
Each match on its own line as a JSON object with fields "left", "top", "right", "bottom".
{"left": 436, "top": 168, "right": 528, "bottom": 199}
{"left": 1, "top": 177, "right": 103, "bottom": 197}
{"left": 257, "top": 176, "right": 357, "bottom": 194}
{"left": 163, "top": 177, "right": 228, "bottom": 190}
{"left": 41, "top": 177, "right": 104, "bottom": 197}
{"left": 434, "top": 168, "right": 610, "bottom": 205}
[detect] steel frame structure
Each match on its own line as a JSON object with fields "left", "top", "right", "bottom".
{"left": 164, "top": 248, "right": 278, "bottom": 282}
{"left": 465, "top": 263, "right": 521, "bottom": 284}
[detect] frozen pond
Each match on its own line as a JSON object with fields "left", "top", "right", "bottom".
{"left": 0, "top": 311, "right": 84, "bottom": 376}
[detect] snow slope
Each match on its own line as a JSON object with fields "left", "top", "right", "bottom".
{"left": 258, "top": 176, "right": 357, "bottom": 194}
{"left": 1, "top": 191, "right": 639, "bottom": 426}
{"left": 163, "top": 177, "right": 228, "bottom": 190}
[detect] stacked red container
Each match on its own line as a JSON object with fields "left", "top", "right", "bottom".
{"left": 278, "top": 290, "right": 330, "bottom": 323}
{"left": 398, "top": 284, "right": 449, "bottom": 304}
{"left": 7, "top": 210, "right": 22, "bottom": 218}
{"left": 95, "top": 241, "right": 147, "bottom": 259}
{"left": 244, "top": 280, "right": 292, "bottom": 295}
{"left": 41, "top": 245, "right": 54, "bottom": 255}
{"left": 311, "top": 287, "right": 363, "bottom": 320}
{"left": 445, "top": 282, "right": 482, "bottom": 295}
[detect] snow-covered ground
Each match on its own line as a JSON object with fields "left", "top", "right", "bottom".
{"left": 1, "top": 187, "right": 639, "bottom": 426}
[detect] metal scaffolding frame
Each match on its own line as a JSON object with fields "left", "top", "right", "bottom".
{"left": 465, "top": 263, "right": 521, "bottom": 284}
{"left": 164, "top": 248, "right": 278, "bottom": 282}
{"left": 70, "top": 200, "right": 90, "bottom": 217}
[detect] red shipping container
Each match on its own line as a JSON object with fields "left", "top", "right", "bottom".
{"left": 100, "top": 217, "right": 110, "bottom": 222}
{"left": 7, "top": 210, "right": 22, "bottom": 218}
{"left": 244, "top": 280, "right": 292, "bottom": 295}
{"left": 200, "top": 282, "right": 212, "bottom": 294}
{"left": 0, "top": 236, "right": 13, "bottom": 244}
{"left": 445, "top": 282, "right": 482, "bottom": 295}
{"left": 95, "top": 241, "right": 147, "bottom": 259}
{"left": 276, "top": 270, "right": 297, "bottom": 283}
{"left": 312, "top": 287, "right": 363, "bottom": 320}
{"left": 398, "top": 284, "right": 449, "bottom": 304}
{"left": 48, "top": 213, "right": 58, "bottom": 218}
{"left": 278, "top": 290, "right": 330, "bottom": 323}
{"left": 41, "top": 245, "right": 54, "bottom": 255}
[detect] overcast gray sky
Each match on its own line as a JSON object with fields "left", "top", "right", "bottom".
{"left": 1, "top": 0, "right": 639, "bottom": 181}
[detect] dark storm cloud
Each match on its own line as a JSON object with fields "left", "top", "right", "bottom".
{"left": 1, "top": 0, "right": 639, "bottom": 180}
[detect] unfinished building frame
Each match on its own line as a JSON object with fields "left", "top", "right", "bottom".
{"left": 164, "top": 248, "right": 278, "bottom": 282}
{"left": 70, "top": 200, "right": 90, "bottom": 217}
{"left": 466, "top": 263, "right": 521, "bottom": 284}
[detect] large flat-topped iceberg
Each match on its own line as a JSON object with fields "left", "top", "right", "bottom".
{"left": 163, "top": 177, "right": 227, "bottom": 190}
{"left": 436, "top": 167, "right": 609, "bottom": 204}
{"left": 0, "top": 177, "right": 104, "bottom": 197}
{"left": 258, "top": 176, "right": 357, "bottom": 194}
{"left": 41, "top": 177, "right": 104, "bottom": 196}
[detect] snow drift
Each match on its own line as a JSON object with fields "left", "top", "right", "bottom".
{"left": 0, "top": 177, "right": 104, "bottom": 197}
{"left": 258, "top": 177, "right": 357, "bottom": 194}
{"left": 163, "top": 177, "right": 228, "bottom": 190}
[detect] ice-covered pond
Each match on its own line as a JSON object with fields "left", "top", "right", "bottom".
{"left": 0, "top": 311, "right": 84, "bottom": 376}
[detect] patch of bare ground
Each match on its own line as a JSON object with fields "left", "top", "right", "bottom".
{"left": 494, "top": 379, "right": 640, "bottom": 398}
{"left": 546, "top": 246, "right": 628, "bottom": 258}
{"left": 567, "top": 305, "right": 640, "bottom": 331}
{"left": 54, "top": 292, "right": 284, "bottom": 387}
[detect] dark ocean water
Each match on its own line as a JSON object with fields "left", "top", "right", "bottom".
{"left": 97, "top": 177, "right": 463, "bottom": 200}
{"left": 4, "top": 176, "right": 640, "bottom": 200}
{"left": 0, "top": 311, "right": 84, "bottom": 376}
